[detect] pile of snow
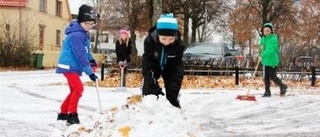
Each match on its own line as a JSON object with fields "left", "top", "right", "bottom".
{"left": 1, "top": 69, "right": 320, "bottom": 137}
{"left": 63, "top": 95, "right": 202, "bottom": 137}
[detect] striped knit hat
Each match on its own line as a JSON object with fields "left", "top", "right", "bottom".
{"left": 156, "top": 13, "right": 178, "bottom": 36}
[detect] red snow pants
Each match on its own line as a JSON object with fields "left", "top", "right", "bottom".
{"left": 60, "top": 73, "right": 84, "bottom": 114}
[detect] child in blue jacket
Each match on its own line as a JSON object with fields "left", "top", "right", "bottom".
{"left": 56, "top": 4, "right": 98, "bottom": 125}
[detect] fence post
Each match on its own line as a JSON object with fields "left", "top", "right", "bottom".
{"left": 235, "top": 67, "right": 239, "bottom": 85}
{"left": 101, "top": 63, "right": 105, "bottom": 81}
{"left": 311, "top": 66, "right": 315, "bottom": 86}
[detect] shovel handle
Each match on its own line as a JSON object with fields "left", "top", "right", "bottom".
{"left": 252, "top": 57, "right": 261, "bottom": 79}
{"left": 246, "top": 57, "right": 261, "bottom": 95}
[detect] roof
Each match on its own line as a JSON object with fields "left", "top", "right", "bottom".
{"left": 0, "top": 0, "right": 28, "bottom": 7}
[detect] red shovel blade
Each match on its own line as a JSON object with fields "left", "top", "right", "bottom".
{"left": 236, "top": 95, "right": 257, "bottom": 101}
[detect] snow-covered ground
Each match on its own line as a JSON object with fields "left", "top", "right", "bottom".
{"left": 1, "top": 69, "right": 320, "bottom": 137}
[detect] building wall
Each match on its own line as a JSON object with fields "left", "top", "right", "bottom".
{"left": 0, "top": 0, "right": 71, "bottom": 50}
{"left": 42, "top": 51, "right": 104, "bottom": 68}
{"left": 0, "top": 0, "right": 105, "bottom": 68}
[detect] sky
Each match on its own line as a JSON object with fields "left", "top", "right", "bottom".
{"left": 1, "top": 69, "right": 320, "bottom": 137}
{"left": 68, "top": 0, "right": 91, "bottom": 14}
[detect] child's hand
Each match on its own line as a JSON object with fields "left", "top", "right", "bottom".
{"left": 260, "top": 45, "right": 265, "bottom": 51}
{"left": 90, "top": 59, "right": 98, "bottom": 67}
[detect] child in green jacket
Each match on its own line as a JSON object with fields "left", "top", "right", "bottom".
{"left": 259, "top": 23, "right": 287, "bottom": 97}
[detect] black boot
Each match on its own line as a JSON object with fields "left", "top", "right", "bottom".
{"left": 57, "top": 113, "right": 68, "bottom": 120}
{"left": 280, "top": 84, "right": 288, "bottom": 96}
{"left": 273, "top": 77, "right": 287, "bottom": 96}
{"left": 66, "top": 113, "right": 80, "bottom": 125}
{"left": 166, "top": 92, "right": 181, "bottom": 108}
{"left": 262, "top": 89, "right": 271, "bottom": 97}
{"left": 262, "top": 80, "right": 271, "bottom": 97}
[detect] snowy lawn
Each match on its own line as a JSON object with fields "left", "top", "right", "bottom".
{"left": 1, "top": 69, "right": 320, "bottom": 137}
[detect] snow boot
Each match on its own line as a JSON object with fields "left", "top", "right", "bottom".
{"left": 66, "top": 113, "right": 80, "bottom": 125}
{"left": 57, "top": 113, "right": 68, "bottom": 120}
{"left": 280, "top": 84, "right": 288, "bottom": 96}
{"left": 167, "top": 93, "right": 181, "bottom": 109}
{"left": 262, "top": 89, "right": 271, "bottom": 97}
{"left": 273, "top": 77, "right": 287, "bottom": 96}
{"left": 262, "top": 80, "right": 271, "bottom": 97}
{"left": 168, "top": 99, "right": 181, "bottom": 108}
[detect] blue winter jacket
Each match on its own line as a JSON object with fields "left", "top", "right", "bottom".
{"left": 56, "top": 21, "right": 94, "bottom": 76}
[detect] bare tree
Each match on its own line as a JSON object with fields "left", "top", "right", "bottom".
{"left": 0, "top": 17, "right": 36, "bottom": 66}
{"left": 102, "top": 0, "right": 149, "bottom": 57}
{"left": 151, "top": 0, "right": 163, "bottom": 26}
{"left": 169, "top": 0, "right": 229, "bottom": 46}
{"left": 229, "top": 0, "right": 299, "bottom": 67}
{"left": 195, "top": 0, "right": 229, "bottom": 43}
{"left": 299, "top": 0, "right": 320, "bottom": 56}
{"left": 118, "top": 0, "right": 149, "bottom": 56}
{"left": 172, "top": 0, "right": 191, "bottom": 47}
{"left": 90, "top": 0, "right": 103, "bottom": 53}
{"left": 229, "top": 1, "right": 260, "bottom": 54}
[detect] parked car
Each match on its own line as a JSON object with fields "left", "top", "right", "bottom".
{"left": 182, "top": 42, "right": 233, "bottom": 70}
{"left": 230, "top": 49, "right": 247, "bottom": 68}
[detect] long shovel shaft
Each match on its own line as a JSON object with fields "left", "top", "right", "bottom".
{"left": 95, "top": 79, "right": 102, "bottom": 113}
{"left": 236, "top": 58, "right": 261, "bottom": 101}
{"left": 246, "top": 57, "right": 261, "bottom": 95}
{"left": 120, "top": 67, "right": 124, "bottom": 87}
{"left": 119, "top": 64, "right": 126, "bottom": 87}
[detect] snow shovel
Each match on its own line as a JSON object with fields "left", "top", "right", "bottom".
{"left": 93, "top": 67, "right": 102, "bottom": 113}
{"left": 235, "top": 57, "right": 261, "bottom": 101}
{"left": 116, "top": 63, "right": 127, "bottom": 92}
{"left": 95, "top": 79, "right": 102, "bottom": 113}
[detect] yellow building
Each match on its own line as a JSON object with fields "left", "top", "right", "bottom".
{"left": 0, "top": 0, "right": 72, "bottom": 67}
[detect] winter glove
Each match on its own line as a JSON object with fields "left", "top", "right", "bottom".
{"left": 90, "top": 59, "right": 98, "bottom": 67}
{"left": 142, "top": 84, "right": 164, "bottom": 98}
{"left": 153, "top": 87, "right": 165, "bottom": 97}
{"left": 119, "top": 61, "right": 127, "bottom": 67}
{"left": 89, "top": 74, "right": 98, "bottom": 82}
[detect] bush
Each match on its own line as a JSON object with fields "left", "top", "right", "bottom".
{"left": 0, "top": 22, "right": 35, "bottom": 67}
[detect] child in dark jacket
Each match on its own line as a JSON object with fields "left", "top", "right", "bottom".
{"left": 115, "top": 29, "right": 132, "bottom": 87}
{"left": 142, "top": 13, "right": 184, "bottom": 108}
{"left": 56, "top": 4, "right": 98, "bottom": 125}
{"left": 259, "top": 22, "right": 287, "bottom": 97}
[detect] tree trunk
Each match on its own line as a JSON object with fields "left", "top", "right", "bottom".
{"left": 183, "top": 18, "right": 190, "bottom": 47}
{"left": 182, "top": 1, "right": 190, "bottom": 47}
{"left": 152, "top": 0, "right": 162, "bottom": 26}
{"left": 191, "top": 21, "right": 197, "bottom": 43}
{"left": 262, "top": 0, "right": 270, "bottom": 24}
{"left": 130, "top": 30, "right": 138, "bottom": 56}
{"left": 148, "top": 0, "right": 154, "bottom": 27}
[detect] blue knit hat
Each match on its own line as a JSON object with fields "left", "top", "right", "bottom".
{"left": 156, "top": 13, "right": 178, "bottom": 36}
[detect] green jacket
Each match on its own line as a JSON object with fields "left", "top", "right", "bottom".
{"left": 259, "top": 34, "right": 279, "bottom": 67}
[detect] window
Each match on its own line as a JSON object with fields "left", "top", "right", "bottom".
{"left": 90, "top": 34, "right": 95, "bottom": 42}
{"left": 56, "top": 30, "right": 61, "bottom": 46}
{"left": 39, "top": 0, "right": 47, "bottom": 12}
{"left": 101, "top": 33, "right": 109, "bottom": 43}
{"left": 56, "top": 0, "right": 62, "bottom": 17}
{"left": 39, "top": 25, "right": 45, "bottom": 49}
{"left": 113, "top": 37, "right": 117, "bottom": 43}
